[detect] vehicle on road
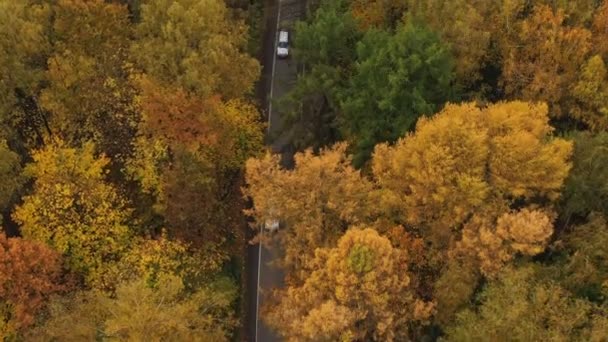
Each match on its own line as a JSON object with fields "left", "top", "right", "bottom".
{"left": 264, "top": 218, "right": 280, "bottom": 232}
{"left": 277, "top": 30, "right": 289, "bottom": 58}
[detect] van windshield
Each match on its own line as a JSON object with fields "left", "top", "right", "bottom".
{"left": 278, "top": 41, "right": 288, "bottom": 48}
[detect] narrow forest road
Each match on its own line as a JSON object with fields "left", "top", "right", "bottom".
{"left": 245, "top": 0, "right": 305, "bottom": 341}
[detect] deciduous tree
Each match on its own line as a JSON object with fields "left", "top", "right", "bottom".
{"left": 41, "top": 0, "right": 138, "bottom": 164}
{"left": 128, "top": 88, "right": 263, "bottom": 251}
{"left": 0, "top": 0, "right": 50, "bottom": 145}
{"left": 559, "top": 214, "right": 608, "bottom": 301}
{"left": 113, "top": 231, "right": 224, "bottom": 292}
{"left": 569, "top": 55, "right": 608, "bottom": 131}
{"left": 27, "top": 275, "right": 237, "bottom": 341}
{"left": 500, "top": 5, "right": 592, "bottom": 116}
{"left": 0, "top": 234, "right": 67, "bottom": 335}
{"left": 457, "top": 209, "right": 554, "bottom": 276}
{"left": 264, "top": 228, "right": 433, "bottom": 341}
{"left": 244, "top": 143, "right": 373, "bottom": 281}
{"left": 445, "top": 266, "right": 608, "bottom": 341}
{"left": 0, "top": 141, "right": 25, "bottom": 218}
{"left": 339, "top": 21, "right": 455, "bottom": 165}
{"left": 12, "top": 140, "right": 133, "bottom": 289}
{"left": 406, "top": 0, "right": 492, "bottom": 88}
{"left": 372, "top": 101, "right": 572, "bottom": 250}
{"left": 592, "top": 1, "right": 608, "bottom": 59}
{"left": 279, "top": 0, "right": 361, "bottom": 150}
{"left": 349, "top": 0, "right": 406, "bottom": 30}
{"left": 561, "top": 132, "right": 608, "bottom": 220}
{"left": 132, "top": 0, "right": 259, "bottom": 99}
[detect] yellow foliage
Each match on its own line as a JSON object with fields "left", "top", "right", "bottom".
{"left": 264, "top": 228, "right": 433, "bottom": 341}
{"left": 372, "top": 101, "right": 572, "bottom": 249}
{"left": 116, "top": 232, "right": 221, "bottom": 288}
{"left": 0, "top": 0, "right": 50, "bottom": 140}
{"left": 569, "top": 55, "right": 608, "bottom": 131}
{"left": 27, "top": 275, "right": 237, "bottom": 341}
{"left": 125, "top": 135, "right": 170, "bottom": 197}
{"left": 133, "top": 0, "right": 260, "bottom": 99}
{"left": 12, "top": 139, "right": 132, "bottom": 289}
{"left": 350, "top": 0, "right": 405, "bottom": 30}
{"left": 40, "top": 0, "right": 138, "bottom": 159}
{"left": 458, "top": 209, "right": 554, "bottom": 276}
{"left": 244, "top": 143, "right": 374, "bottom": 281}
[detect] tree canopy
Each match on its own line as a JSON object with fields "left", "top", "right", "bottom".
{"left": 339, "top": 21, "right": 456, "bottom": 165}
{"left": 12, "top": 140, "right": 133, "bottom": 289}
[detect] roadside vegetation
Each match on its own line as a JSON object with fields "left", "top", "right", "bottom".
{"left": 0, "top": 0, "right": 263, "bottom": 340}
{"left": 245, "top": 0, "right": 608, "bottom": 340}
{"left": 1, "top": 0, "right": 608, "bottom": 341}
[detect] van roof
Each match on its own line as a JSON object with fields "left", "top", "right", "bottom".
{"left": 279, "top": 30, "right": 288, "bottom": 42}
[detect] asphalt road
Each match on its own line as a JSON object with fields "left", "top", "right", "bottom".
{"left": 245, "top": 0, "right": 304, "bottom": 341}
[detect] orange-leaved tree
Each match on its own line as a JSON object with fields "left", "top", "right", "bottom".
{"left": 244, "top": 143, "right": 374, "bottom": 282}
{"left": 500, "top": 4, "right": 591, "bottom": 116}
{"left": 372, "top": 101, "right": 572, "bottom": 270}
{"left": 264, "top": 228, "right": 433, "bottom": 341}
{"left": 0, "top": 234, "right": 67, "bottom": 336}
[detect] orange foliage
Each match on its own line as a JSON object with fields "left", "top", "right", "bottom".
{"left": 0, "top": 234, "right": 67, "bottom": 330}
{"left": 593, "top": 1, "right": 608, "bottom": 58}
{"left": 457, "top": 209, "right": 554, "bottom": 276}
{"left": 137, "top": 76, "right": 220, "bottom": 150}
{"left": 501, "top": 5, "right": 592, "bottom": 116}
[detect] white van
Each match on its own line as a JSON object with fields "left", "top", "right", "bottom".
{"left": 277, "top": 30, "right": 289, "bottom": 58}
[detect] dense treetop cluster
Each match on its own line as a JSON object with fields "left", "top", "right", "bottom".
{"left": 1, "top": 0, "right": 608, "bottom": 341}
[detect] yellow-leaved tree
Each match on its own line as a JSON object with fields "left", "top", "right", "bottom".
{"left": 569, "top": 55, "right": 608, "bottom": 131}
{"left": 264, "top": 228, "right": 433, "bottom": 341}
{"left": 132, "top": 0, "right": 259, "bottom": 99}
{"left": 12, "top": 139, "right": 133, "bottom": 289}
{"left": 26, "top": 275, "right": 237, "bottom": 341}
{"left": 243, "top": 143, "right": 374, "bottom": 282}
{"left": 372, "top": 101, "right": 572, "bottom": 267}
{"left": 349, "top": 0, "right": 406, "bottom": 30}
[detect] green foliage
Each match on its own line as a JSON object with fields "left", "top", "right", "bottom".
{"left": 406, "top": 0, "right": 492, "bottom": 89}
{"left": 347, "top": 244, "right": 375, "bottom": 274}
{"left": 295, "top": 0, "right": 359, "bottom": 67}
{"left": 569, "top": 55, "right": 608, "bottom": 131}
{"left": 561, "top": 131, "right": 608, "bottom": 219}
{"left": 339, "top": 21, "right": 456, "bottom": 165}
{"left": 279, "top": 0, "right": 361, "bottom": 149}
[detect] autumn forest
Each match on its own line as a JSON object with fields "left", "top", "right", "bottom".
{"left": 1, "top": 0, "right": 608, "bottom": 341}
